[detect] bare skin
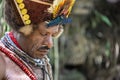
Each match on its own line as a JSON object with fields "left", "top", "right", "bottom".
{"left": 0, "top": 22, "right": 60, "bottom": 80}
{"left": 0, "top": 53, "right": 6, "bottom": 80}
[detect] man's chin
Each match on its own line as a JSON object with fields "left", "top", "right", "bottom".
{"left": 34, "top": 51, "right": 49, "bottom": 58}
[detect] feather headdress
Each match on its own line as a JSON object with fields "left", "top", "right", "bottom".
{"left": 5, "top": 0, "right": 75, "bottom": 32}
{"left": 51, "top": 0, "right": 75, "bottom": 18}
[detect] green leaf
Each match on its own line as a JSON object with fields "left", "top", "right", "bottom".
{"left": 95, "top": 11, "right": 112, "bottom": 27}
{"left": 100, "top": 14, "right": 112, "bottom": 27}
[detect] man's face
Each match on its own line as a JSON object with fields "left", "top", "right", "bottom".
{"left": 22, "top": 22, "right": 61, "bottom": 59}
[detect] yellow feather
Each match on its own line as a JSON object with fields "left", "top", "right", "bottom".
{"left": 48, "top": 0, "right": 75, "bottom": 18}
{"left": 66, "top": 0, "right": 75, "bottom": 17}
{"left": 53, "top": 0, "right": 65, "bottom": 18}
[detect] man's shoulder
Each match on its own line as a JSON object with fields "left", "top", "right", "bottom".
{"left": 0, "top": 40, "right": 6, "bottom": 75}
{"left": 0, "top": 51, "right": 6, "bottom": 65}
{"left": 0, "top": 40, "right": 6, "bottom": 69}
{"left": 0, "top": 49, "right": 6, "bottom": 80}
{"left": 0, "top": 40, "right": 6, "bottom": 61}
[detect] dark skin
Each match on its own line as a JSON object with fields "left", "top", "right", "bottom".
{"left": 0, "top": 22, "right": 61, "bottom": 80}
{"left": 15, "top": 22, "right": 60, "bottom": 58}
{"left": 0, "top": 53, "right": 6, "bottom": 80}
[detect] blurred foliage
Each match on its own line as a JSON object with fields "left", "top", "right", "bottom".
{"left": 58, "top": 0, "right": 120, "bottom": 80}
{"left": 91, "top": 10, "right": 112, "bottom": 28}
{"left": 0, "top": 0, "right": 11, "bottom": 38}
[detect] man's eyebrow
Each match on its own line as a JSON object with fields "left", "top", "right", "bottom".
{"left": 30, "top": 0, "right": 52, "bottom": 6}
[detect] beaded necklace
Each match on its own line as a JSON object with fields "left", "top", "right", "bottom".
{"left": 1, "top": 32, "right": 45, "bottom": 67}
{"left": 0, "top": 46, "right": 37, "bottom": 80}
{"left": 0, "top": 32, "right": 38, "bottom": 80}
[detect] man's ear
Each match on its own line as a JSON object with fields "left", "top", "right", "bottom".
{"left": 53, "top": 25, "right": 64, "bottom": 38}
{"left": 19, "top": 25, "right": 33, "bottom": 36}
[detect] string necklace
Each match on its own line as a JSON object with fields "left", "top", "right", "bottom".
{"left": 1, "top": 32, "right": 46, "bottom": 67}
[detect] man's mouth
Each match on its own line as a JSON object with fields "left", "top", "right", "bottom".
{"left": 38, "top": 49, "right": 49, "bottom": 53}
{"left": 38, "top": 46, "right": 50, "bottom": 53}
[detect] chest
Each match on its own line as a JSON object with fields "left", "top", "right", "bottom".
{"left": 5, "top": 57, "right": 44, "bottom": 80}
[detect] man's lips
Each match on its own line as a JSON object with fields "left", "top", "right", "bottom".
{"left": 38, "top": 49, "right": 49, "bottom": 52}
{"left": 38, "top": 46, "right": 50, "bottom": 53}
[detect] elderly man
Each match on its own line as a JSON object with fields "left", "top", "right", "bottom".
{"left": 0, "top": 0, "right": 75, "bottom": 80}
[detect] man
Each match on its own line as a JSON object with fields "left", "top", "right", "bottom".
{"left": 0, "top": 0, "right": 75, "bottom": 80}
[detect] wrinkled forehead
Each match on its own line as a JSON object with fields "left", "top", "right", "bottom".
{"left": 37, "top": 22, "right": 60, "bottom": 33}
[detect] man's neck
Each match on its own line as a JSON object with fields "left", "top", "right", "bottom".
{"left": 13, "top": 31, "right": 27, "bottom": 51}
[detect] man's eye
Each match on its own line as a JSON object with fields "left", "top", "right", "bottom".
{"left": 52, "top": 33, "right": 58, "bottom": 37}
{"left": 40, "top": 33, "right": 47, "bottom": 36}
{"left": 52, "top": 28, "right": 64, "bottom": 38}
{"left": 52, "top": 32, "right": 62, "bottom": 38}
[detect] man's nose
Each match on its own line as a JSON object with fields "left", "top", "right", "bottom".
{"left": 43, "top": 35, "right": 53, "bottom": 49}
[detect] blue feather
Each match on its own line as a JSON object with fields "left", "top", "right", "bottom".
{"left": 47, "top": 15, "right": 72, "bottom": 27}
